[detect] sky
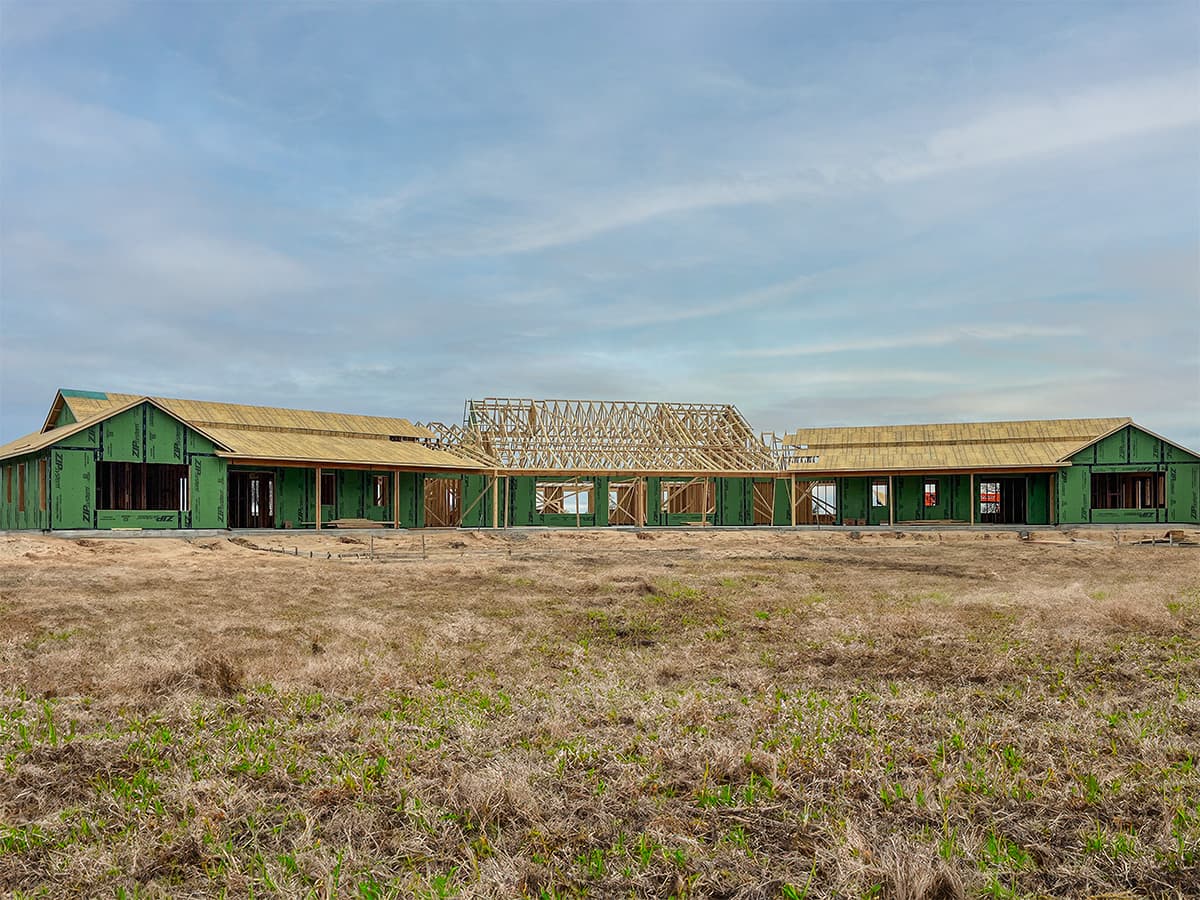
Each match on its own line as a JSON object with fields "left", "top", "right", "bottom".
{"left": 1, "top": 1, "right": 1198, "bottom": 447}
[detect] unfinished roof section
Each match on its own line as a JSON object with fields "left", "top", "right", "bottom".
{"left": 778, "top": 417, "right": 1133, "bottom": 474}
{"left": 48, "top": 390, "right": 436, "bottom": 441}
{"left": 32, "top": 389, "right": 484, "bottom": 471}
{"left": 459, "top": 397, "right": 778, "bottom": 474}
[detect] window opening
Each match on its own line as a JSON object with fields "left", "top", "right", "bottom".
{"left": 537, "top": 481, "right": 592, "bottom": 515}
{"left": 870, "top": 480, "right": 888, "bottom": 508}
{"left": 980, "top": 481, "right": 1000, "bottom": 517}
{"left": 660, "top": 480, "right": 714, "bottom": 516}
{"left": 811, "top": 482, "right": 836, "bottom": 518}
{"left": 924, "top": 480, "right": 939, "bottom": 507}
{"left": 794, "top": 480, "right": 836, "bottom": 524}
{"left": 98, "top": 462, "right": 190, "bottom": 510}
{"left": 1090, "top": 472, "right": 1164, "bottom": 510}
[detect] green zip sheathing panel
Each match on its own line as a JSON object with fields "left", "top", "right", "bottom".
{"left": 1027, "top": 474, "right": 1051, "bottom": 525}
{"left": 839, "top": 477, "right": 867, "bottom": 525}
{"left": 97, "top": 402, "right": 213, "bottom": 464}
{"left": 101, "top": 405, "right": 145, "bottom": 463}
{"left": 0, "top": 452, "right": 50, "bottom": 530}
{"left": 461, "top": 474, "right": 492, "bottom": 528}
{"left": 714, "top": 477, "right": 753, "bottom": 526}
{"left": 146, "top": 405, "right": 188, "bottom": 463}
{"left": 272, "top": 467, "right": 309, "bottom": 526}
{"left": 508, "top": 476, "right": 535, "bottom": 526}
{"left": 1168, "top": 465, "right": 1200, "bottom": 524}
{"left": 398, "top": 472, "right": 422, "bottom": 527}
{"left": 51, "top": 449, "right": 94, "bottom": 529}
{"left": 53, "top": 424, "right": 100, "bottom": 450}
{"left": 1058, "top": 425, "right": 1200, "bottom": 524}
{"left": 97, "top": 510, "right": 183, "bottom": 529}
{"left": 772, "top": 479, "right": 791, "bottom": 525}
{"left": 339, "top": 470, "right": 364, "bottom": 520}
{"left": 189, "top": 455, "right": 227, "bottom": 528}
{"left": 60, "top": 389, "right": 110, "bottom": 399}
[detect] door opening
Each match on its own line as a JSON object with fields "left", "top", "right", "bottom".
{"left": 751, "top": 481, "right": 774, "bottom": 525}
{"left": 979, "top": 477, "right": 1026, "bottom": 525}
{"left": 795, "top": 481, "right": 837, "bottom": 525}
{"left": 424, "top": 477, "right": 462, "bottom": 527}
{"left": 608, "top": 481, "right": 640, "bottom": 525}
{"left": 229, "top": 471, "right": 275, "bottom": 528}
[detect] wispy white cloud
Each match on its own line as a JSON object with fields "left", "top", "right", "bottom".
{"left": 339, "top": 71, "right": 1200, "bottom": 258}
{"left": 599, "top": 275, "right": 815, "bottom": 328}
{"left": 736, "top": 325, "right": 1083, "bottom": 359}
{"left": 4, "top": 227, "right": 316, "bottom": 309}
{"left": 879, "top": 73, "right": 1200, "bottom": 181}
{"left": 0, "top": 0, "right": 130, "bottom": 46}
{"left": 2, "top": 85, "right": 163, "bottom": 160}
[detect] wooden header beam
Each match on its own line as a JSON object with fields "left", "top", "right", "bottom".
{"left": 221, "top": 457, "right": 484, "bottom": 474}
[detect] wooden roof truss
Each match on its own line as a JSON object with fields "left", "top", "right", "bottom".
{"left": 456, "top": 397, "right": 778, "bottom": 474}
{"left": 418, "top": 421, "right": 499, "bottom": 466}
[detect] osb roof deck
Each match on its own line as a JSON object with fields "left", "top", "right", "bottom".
{"left": 457, "top": 397, "right": 778, "bottom": 474}
{"left": 55, "top": 391, "right": 436, "bottom": 441}
{"left": 780, "top": 417, "right": 1132, "bottom": 474}
{"left": 9, "top": 390, "right": 486, "bottom": 471}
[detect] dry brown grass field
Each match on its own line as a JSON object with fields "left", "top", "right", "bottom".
{"left": 1, "top": 528, "right": 1198, "bottom": 899}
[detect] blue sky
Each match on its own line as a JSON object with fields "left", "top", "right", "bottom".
{"left": 1, "top": 1, "right": 1198, "bottom": 446}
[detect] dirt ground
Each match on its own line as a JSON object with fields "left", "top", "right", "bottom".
{"left": 1, "top": 529, "right": 1198, "bottom": 898}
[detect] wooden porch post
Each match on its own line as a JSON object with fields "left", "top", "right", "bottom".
{"left": 393, "top": 469, "right": 401, "bottom": 529}
{"left": 491, "top": 470, "right": 500, "bottom": 529}
{"left": 969, "top": 473, "right": 975, "bottom": 526}
{"left": 888, "top": 474, "right": 894, "bottom": 527}
{"left": 315, "top": 465, "right": 322, "bottom": 531}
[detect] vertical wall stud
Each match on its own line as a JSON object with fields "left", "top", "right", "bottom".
{"left": 315, "top": 465, "right": 322, "bottom": 531}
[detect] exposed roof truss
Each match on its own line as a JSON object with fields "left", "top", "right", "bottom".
{"left": 451, "top": 397, "right": 778, "bottom": 474}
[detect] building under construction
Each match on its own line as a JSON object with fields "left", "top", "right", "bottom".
{"left": 1, "top": 389, "right": 1197, "bottom": 530}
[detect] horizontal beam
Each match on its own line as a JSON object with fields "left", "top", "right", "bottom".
{"left": 783, "top": 466, "right": 1064, "bottom": 477}
{"left": 492, "top": 468, "right": 782, "bottom": 478}
{"left": 219, "top": 456, "right": 487, "bottom": 473}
